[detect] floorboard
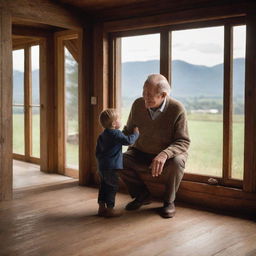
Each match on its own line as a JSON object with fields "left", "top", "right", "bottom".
{"left": 1, "top": 183, "right": 256, "bottom": 256}
{"left": 13, "top": 160, "right": 74, "bottom": 189}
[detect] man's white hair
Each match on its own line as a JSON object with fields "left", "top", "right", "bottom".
{"left": 145, "top": 74, "right": 171, "bottom": 95}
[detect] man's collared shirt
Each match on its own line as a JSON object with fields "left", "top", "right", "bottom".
{"left": 148, "top": 97, "right": 167, "bottom": 120}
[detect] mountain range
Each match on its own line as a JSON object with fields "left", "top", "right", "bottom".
{"left": 122, "top": 58, "right": 245, "bottom": 99}
{"left": 13, "top": 58, "right": 245, "bottom": 104}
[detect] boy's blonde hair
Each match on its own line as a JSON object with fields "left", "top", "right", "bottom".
{"left": 99, "top": 108, "right": 118, "bottom": 129}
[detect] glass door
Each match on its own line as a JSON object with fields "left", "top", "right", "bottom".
{"left": 12, "top": 44, "right": 40, "bottom": 163}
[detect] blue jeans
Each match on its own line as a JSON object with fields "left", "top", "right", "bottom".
{"left": 98, "top": 169, "right": 119, "bottom": 208}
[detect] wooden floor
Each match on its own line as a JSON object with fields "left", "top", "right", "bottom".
{"left": 1, "top": 178, "right": 256, "bottom": 256}
{"left": 13, "top": 160, "right": 74, "bottom": 189}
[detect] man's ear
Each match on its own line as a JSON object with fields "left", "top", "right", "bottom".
{"left": 162, "top": 92, "right": 167, "bottom": 98}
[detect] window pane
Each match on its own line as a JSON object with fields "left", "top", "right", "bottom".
{"left": 171, "top": 27, "right": 224, "bottom": 177}
{"left": 232, "top": 25, "right": 246, "bottom": 180}
{"left": 31, "top": 45, "right": 40, "bottom": 158}
{"left": 32, "top": 106, "right": 40, "bottom": 158}
{"left": 13, "top": 49, "right": 24, "bottom": 105}
{"left": 13, "top": 106, "right": 25, "bottom": 155}
{"left": 13, "top": 49, "right": 25, "bottom": 155}
{"left": 65, "top": 46, "right": 79, "bottom": 169}
{"left": 121, "top": 33, "right": 160, "bottom": 129}
{"left": 31, "top": 45, "right": 40, "bottom": 105}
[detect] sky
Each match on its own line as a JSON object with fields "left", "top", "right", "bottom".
{"left": 13, "top": 45, "right": 39, "bottom": 71}
{"left": 12, "top": 25, "right": 246, "bottom": 71}
{"left": 121, "top": 25, "right": 246, "bottom": 67}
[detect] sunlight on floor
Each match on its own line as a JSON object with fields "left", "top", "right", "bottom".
{"left": 13, "top": 160, "right": 75, "bottom": 189}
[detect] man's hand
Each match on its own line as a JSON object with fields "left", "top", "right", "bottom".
{"left": 150, "top": 152, "right": 168, "bottom": 177}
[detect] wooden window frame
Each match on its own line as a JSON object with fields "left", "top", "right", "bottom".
{"left": 55, "top": 31, "right": 80, "bottom": 179}
{"left": 109, "top": 17, "right": 246, "bottom": 189}
{"left": 12, "top": 41, "right": 41, "bottom": 165}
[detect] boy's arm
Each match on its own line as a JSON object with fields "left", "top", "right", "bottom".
{"left": 115, "top": 130, "right": 139, "bottom": 146}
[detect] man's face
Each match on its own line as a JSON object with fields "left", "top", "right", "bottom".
{"left": 143, "top": 83, "right": 165, "bottom": 109}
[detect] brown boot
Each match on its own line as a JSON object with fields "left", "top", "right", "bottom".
{"left": 104, "top": 207, "right": 123, "bottom": 218}
{"left": 98, "top": 203, "right": 107, "bottom": 217}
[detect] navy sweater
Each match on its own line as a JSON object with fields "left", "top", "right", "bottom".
{"left": 96, "top": 128, "right": 139, "bottom": 171}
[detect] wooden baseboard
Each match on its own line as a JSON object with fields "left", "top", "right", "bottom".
{"left": 91, "top": 172, "right": 256, "bottom": 216}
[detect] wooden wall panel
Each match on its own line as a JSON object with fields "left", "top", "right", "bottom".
{"left": 0, "top": 9, "right": 13, "bottom": 200}
{"left": 243, "top": 12, "right": 256, "bottom": 193}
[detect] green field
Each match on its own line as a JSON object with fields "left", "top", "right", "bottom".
{"left": 13, "top": 114, "right": 79, "bottom": 169}
{"left": 13, "top": 111, "right": 244, "bottom": 180}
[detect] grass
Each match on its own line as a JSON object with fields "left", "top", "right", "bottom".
{"left": 13, "top": 114, "right": 79, "bottom": 169}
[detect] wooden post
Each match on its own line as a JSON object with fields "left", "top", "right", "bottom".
{"left": 0, "top": 8, "right": 12, "bottom": 200}
{"left": 55, "top": 34, "right": 65, "bottom": 174}
{"left": 109, "top": 36, "right": 121, "bottom": 111}
{"left": 90, "top": 23, "right": 109, "bottom": 183}
{"left": 222, "top": 25, "right": 233, "bottom": 183}
{"left": 40, "top": 35, "right": 58, "bottom": 172}
{"left": 243, "top": 12, "right": 256, "bottom": 192}
{"left": 160, "top": 30, "right": 171, "bottom": 82}
{"left": 78, "top": 27, "right": 93, "bottom": 185}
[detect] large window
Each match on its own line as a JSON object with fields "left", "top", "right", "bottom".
{"left": 114, "top": 20, "right": 246, "bottom": 187}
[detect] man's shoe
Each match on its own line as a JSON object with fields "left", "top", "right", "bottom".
{"left": 159, "top": 202, "right": 176, "bottom": 218}
{"left": 125, "top": 196, "right": 152, "bottom": 211}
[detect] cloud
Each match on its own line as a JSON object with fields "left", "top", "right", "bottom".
{"left": 173, "top": 42, "right": 223, "bottom": 54}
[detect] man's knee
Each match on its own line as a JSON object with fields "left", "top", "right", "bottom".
{"left": 164, "top": 154, "right": 187, "bottom": 174}
{"left": 161, "top": 154, "right": 187, "bottom": 191}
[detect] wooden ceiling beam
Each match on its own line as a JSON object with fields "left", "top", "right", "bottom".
{"left": 12, "top": 25, "right": 52, "bottom": 38}
{"left": 103, "top": 1, "right": 252, "bottom": 32}
{"left": 2, "top": 0, "right": 82, "bottom": 29}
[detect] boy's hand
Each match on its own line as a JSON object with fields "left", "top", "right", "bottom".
{"left": 133, "top": 127, "right": 139, "bottom": 134}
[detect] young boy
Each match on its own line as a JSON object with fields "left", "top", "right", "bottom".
{"left": 96, "top": 109, "right": 139, "bottom": 218}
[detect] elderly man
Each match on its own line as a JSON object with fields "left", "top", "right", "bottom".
{"left": 121, "top": 74, "right": 190, "bottom": 218}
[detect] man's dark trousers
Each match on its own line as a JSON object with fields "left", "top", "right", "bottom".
{"left": 120, "top": 148, "right": 187, "bottom": 204}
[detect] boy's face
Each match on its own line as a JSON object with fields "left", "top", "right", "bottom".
{"left": 112, "top": 115, "right": 121, "bottom": 129}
